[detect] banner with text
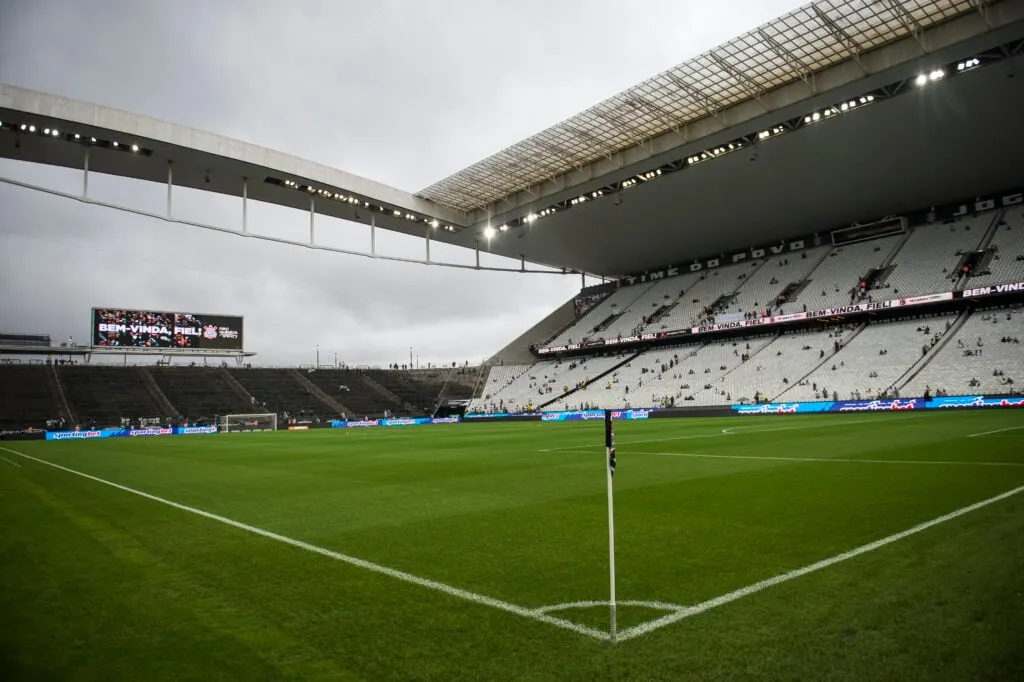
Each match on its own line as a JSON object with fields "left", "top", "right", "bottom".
{"left": 92, "top": 308, "right": 244, "bottom": 350}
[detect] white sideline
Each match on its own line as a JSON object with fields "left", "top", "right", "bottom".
{"left": 544, "top": 416, "right": 918, "bottom": 453}
{"left": 616, "top": 482, "right": 1024, "bottom": 642}
{"left": 967, "top": 425, "right": 1024, "bottom": 438}
{"left": 0, "top": 445, "right": 606, "bottom": 641}
{"left": 647, "top": 451, "right": 1024, "bottom": 467}
{"left": 0, "top": 455, "right": 22, "bottom": 467}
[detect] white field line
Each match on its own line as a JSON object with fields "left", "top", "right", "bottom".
{"left": 543, "top": 415, "right": 919, "bottom": 453}
{"left": 0, "top": 446, "right": 607, "bottom": 641}
{"left": 646, "top": 451, "right": 1024, "bottom": 467}
{"left": 535, "top": 600, "right": 683, "bottom": 615}
{"left": 967, "top": 425, "right": 1024, "bottom": 438}
{"left": 0, "top": 455, "right": 22, "bottom": 467}
{"left": 617, "top": 482, "right": 1024, "bottom": 642}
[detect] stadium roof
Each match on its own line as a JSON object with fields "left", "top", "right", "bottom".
{"left": 2, "top": 0, "right": 1023, "bottom": 278}
{"left": 418, "top": 0, "right": 985, "bottom": 214}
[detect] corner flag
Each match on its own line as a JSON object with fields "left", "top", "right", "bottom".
{"left": 604, "top": 409, "right": 617, "bottom": 644}
{"left": 605, "top": 409, "right": 616, "bottom": 477}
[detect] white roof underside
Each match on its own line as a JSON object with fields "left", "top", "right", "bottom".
{"left": 417, "top": 0, "right": 979, "bottom": 212}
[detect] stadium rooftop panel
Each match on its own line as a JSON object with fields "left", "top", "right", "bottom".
{"left": 417, "top": 0, "right": 979, "bottom": 213}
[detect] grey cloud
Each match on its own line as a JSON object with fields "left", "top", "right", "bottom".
{"left": 0, "top": 0, "right": 806, "bottom": 365}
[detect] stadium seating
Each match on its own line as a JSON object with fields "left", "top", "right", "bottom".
{"left": 58, "top": 365, "right": 168, "bottom": 427}
{"left": 148, "top": 367, "right": 253, "bottom": 422}
{"left": 227, "top": 368, "right": 339, "bottom": 420}
{"left": 601, "top": 272, "right": 701, "bottom": 337}
{"left": 801, "top": 237, "right": 899, "bottom": 310}
{"left": 966, "top": 206, "right": 1024, "bottom": 288}
{"left": 0, "top": 364, "right": 63, "bottom": 430}
{"left": 543, "top": 283, "right": 653, "bottom": 347}
{"left": 723, "top": 247, "right": 830, "bottom": 317}
{"left": 471, "top": 355, "right": 626, "bottom": 414}
{"left": 883, "top": 218, "right": 986, "bottom": 297}
{"left": 302, "top": 369, "right": 409, "bottom": 418}
{"left": 656, "top": 260, "right": 767, "bottom": 330}
{"left": 902, "top": 308, "right": 1024, "bottom": 397}
{"left": 700, "top": 327, "right": 856, "bottom": 405}
{"left": 783, "top": 315, "right": 957, "bottom": 402}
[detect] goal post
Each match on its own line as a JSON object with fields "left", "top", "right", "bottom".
{"left": 219, "top": 413, "right": 277, "bottom": 433}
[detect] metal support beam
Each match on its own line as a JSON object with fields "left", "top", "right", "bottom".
{"left": 665, "top": 72, "right": 725, "bottom": 125}
{"left": 969, "top": 0, "right": 992, "bottom": 29}
{"left": 82, "top": 147, "right": 89, "bottom": 199}
{"left": 370, "top": 213, "right": 376, "bottom": 256}
{"left": 562, "top": 124, "right": 619, "bottom": 161}
{"left": 757, "top": 28, "right": 816, "bottom": 93}
{"left": 425, "top": 228, "right": 431, "bottom": 263}
{"left": 242, "top": 177, "right": 248, "bottom": 233}
{"left": 626, "top": 96, "right": 686, "bottom": 139}
{"left": 166, "top": 161, "right": 173, "bottom": 217}
{"left": 521, "top": 256, "right": 525, "bottom": 273}
{"left": 309, "top": 196, "right": 315, "bottom": 244}
{"left": 812, "top": 4, "right": 868, "bottom": 74}
{"left": 475, "top": 243, "right": 480, "bottom": 269}
{"left": 709, "top": 51, "right": 767, "bottom": 109}
{"left": 581, "top": 272, "right": 585, "bottom": 288}
{"left": 882, "top": 0, "right": 927, "bottom": 53}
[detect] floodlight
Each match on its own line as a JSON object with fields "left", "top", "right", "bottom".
{"left": 430, "top": 219, "right": 439, "bottom": 228}
{"left": 484, "top": 225, "right": 496, "bottom": 238}
{"left": 112, "top": 141, "right": 118, "bottom": 147}
{"left": 20, "top": 124, "right": 26, "bottom": 130}
{"left": 44, "top": 128, "right": 50, "bottom": 134}
{"left": 915, "top": 74, "right": 928, "bottom": 86}
{"left": 74, "top": 133, "right": 80, "bottom": 139}
{"left": 499, "top": 224, "right": 508, "bottom": 232}
{"left": 811, "top": 113, "right": 820, "bottom": 121}
{"left": 28, "top": 125, "right": 35, "bottom": 132}
{"left": 52, "top": 129, "right": 59, "bottom": 136}
{"left": 525, "top": 213, "right": 538, "bottom": 223}
{"left": 930, "top": 69, "right": 944, "bottom": 81}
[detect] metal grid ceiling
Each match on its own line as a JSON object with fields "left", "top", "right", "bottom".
{"left": 417, "top": 0, "right": 977, "bottom": 213}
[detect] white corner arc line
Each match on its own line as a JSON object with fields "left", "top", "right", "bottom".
{"left": 968, "top": 425, "right": 1024, "bottom": 438}
{"left": 0, "top": 446, "right": 606, "bottom": 641}
{"left": 645, "top": 452, "right": 1024, "bottom": 467}
{"left": 1, "top": 455, "right": 22, "bottom": 467}
{"left": 534, "top": 600, "right": 684, "bottom": 615}
{"left": 616, "top": 483, "right": 1024, "bottom": 642}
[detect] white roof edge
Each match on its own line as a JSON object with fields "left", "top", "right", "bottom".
{"left": 0, "top": 82, "right": 467, "bottom": 225}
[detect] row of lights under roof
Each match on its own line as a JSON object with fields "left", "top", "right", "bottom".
{"left": 274, "top": 177, "right": 457, "bottom": 232}
{"left": 804, "top": 95, "right": 876, "bottom": 125}
{"left": 487, "top": 50, "right": 996, "bottom": 240}
{"left": 0, "top": 119, "right": 151, "bottom": 156}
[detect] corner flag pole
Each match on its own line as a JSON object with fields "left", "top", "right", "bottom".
{"left": 604, "top": 409, "right": 617, "bottom": 645}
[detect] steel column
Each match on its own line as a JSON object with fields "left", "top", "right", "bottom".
{"left": 242, "top": 177, "right": 248, "bottom": 233}
{"left": 166, "top": 162, "right": 173, "bottom": 217}
{"left": 309, "top": 196, "right": 315, "bottom": 244}
{"left": 83, "top": 147, "right": 89, "bottom": 198}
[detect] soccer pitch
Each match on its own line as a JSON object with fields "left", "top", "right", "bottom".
{"left": 2, "top": 411, "right": 1023, "bottom": 681}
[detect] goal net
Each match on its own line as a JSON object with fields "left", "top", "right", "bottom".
{"left": 219, "top": 413, "right": 277, "bottom": 433}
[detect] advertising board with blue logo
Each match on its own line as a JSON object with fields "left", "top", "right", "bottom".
{"left": 46, "top": 425, "right": 218, "bottom": 441}
{"left": 731, "top": 395, "right": 1023, "bottom": 415}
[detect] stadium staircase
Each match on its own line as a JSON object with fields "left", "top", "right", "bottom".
{"left": 362, "top": 370, "right": 439, "bottom": 415}
{"left": 772, "top": 322, "right": 868, "bottom": 401}
{"left": 220, "top": 368, "right": 260, "bottom": 407}
{"left": 880, "top": 229, "right": 914, "bottom": 269}
{"left": 290, "top": 369, "right": 352, "bottom": 417}
{"left": 149, "top": 367, "right": 253, "bottom": 421}
{"left": 893, "top": 309, "right": 971, "bottom": 393}
{"left": 303, "top": 369, "right": 406, "bottom": 418}
{"left": 47, "top": 363, "right": 77, "bottom": 425}
{"left": 537, "top": 351, "right": 641, "bottom": 409}
{"left": 0, "top": 365, "right": 66, "bottom": 430}
{"left": 58, "top": 365, "right": 167, "bottom": 427}
{"left": 227, "top": 368, "right": 340, "bottom": 420}
{"left": 138, "top": 368, "right": 183, "bottom": 422}
{"left": 977, "top": 209, "right": 1008, "bottom": 251}
{"left": 429, "top": 367, "right": 477, "bottom": 415}
{"left": 469, "top": 364, "right": 489, "bottom": 401}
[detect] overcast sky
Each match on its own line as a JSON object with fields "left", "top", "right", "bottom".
{"left": 0, "top": 0, "right": 806, "bottom": 367}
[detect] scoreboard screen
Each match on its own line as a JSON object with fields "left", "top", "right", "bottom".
{"left": 92, "top": 308, "right": 244, "bottom": 350}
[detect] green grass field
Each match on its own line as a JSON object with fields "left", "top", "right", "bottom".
{"left": 2, "top": 410, "right": 1023, "bottom": 681}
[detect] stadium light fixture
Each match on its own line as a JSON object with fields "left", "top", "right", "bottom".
{"left": 498, "top": 224, "right": 508, "bottom": 232}
{"left": 915, "top": 74, "right": 928, "bottom": 86}
{"left": 90, "top": 137, "right": 97, "bottom": 143}
{"left": 930, "top": 69, "right": 944, "bottom": 81}
{"left": 74, "top": 133, "right": 80, "bottom": 139}
{"left": 28, "top": 125, "right": 35, "bottom": 132}
{"left": 112, "top": 141, "right": 118, "bottom": 147}
{"left": 525, "top": 213, "right": 538, "bottom": 223}
{"left": 51, "top": 129, "right": 59, "bottom": 137}
{"left": 484, "top": 225, "right": 496, "bottom": 239}
{"left": 43, "top": 128, "right": 50, "bottom": 135}
{"left": 430, "top": 219, "right": 439, "bottom": 229}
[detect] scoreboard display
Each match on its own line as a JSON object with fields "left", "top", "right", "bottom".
{"left": 92, "top": 308, "right": 244, "bottom": 350}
